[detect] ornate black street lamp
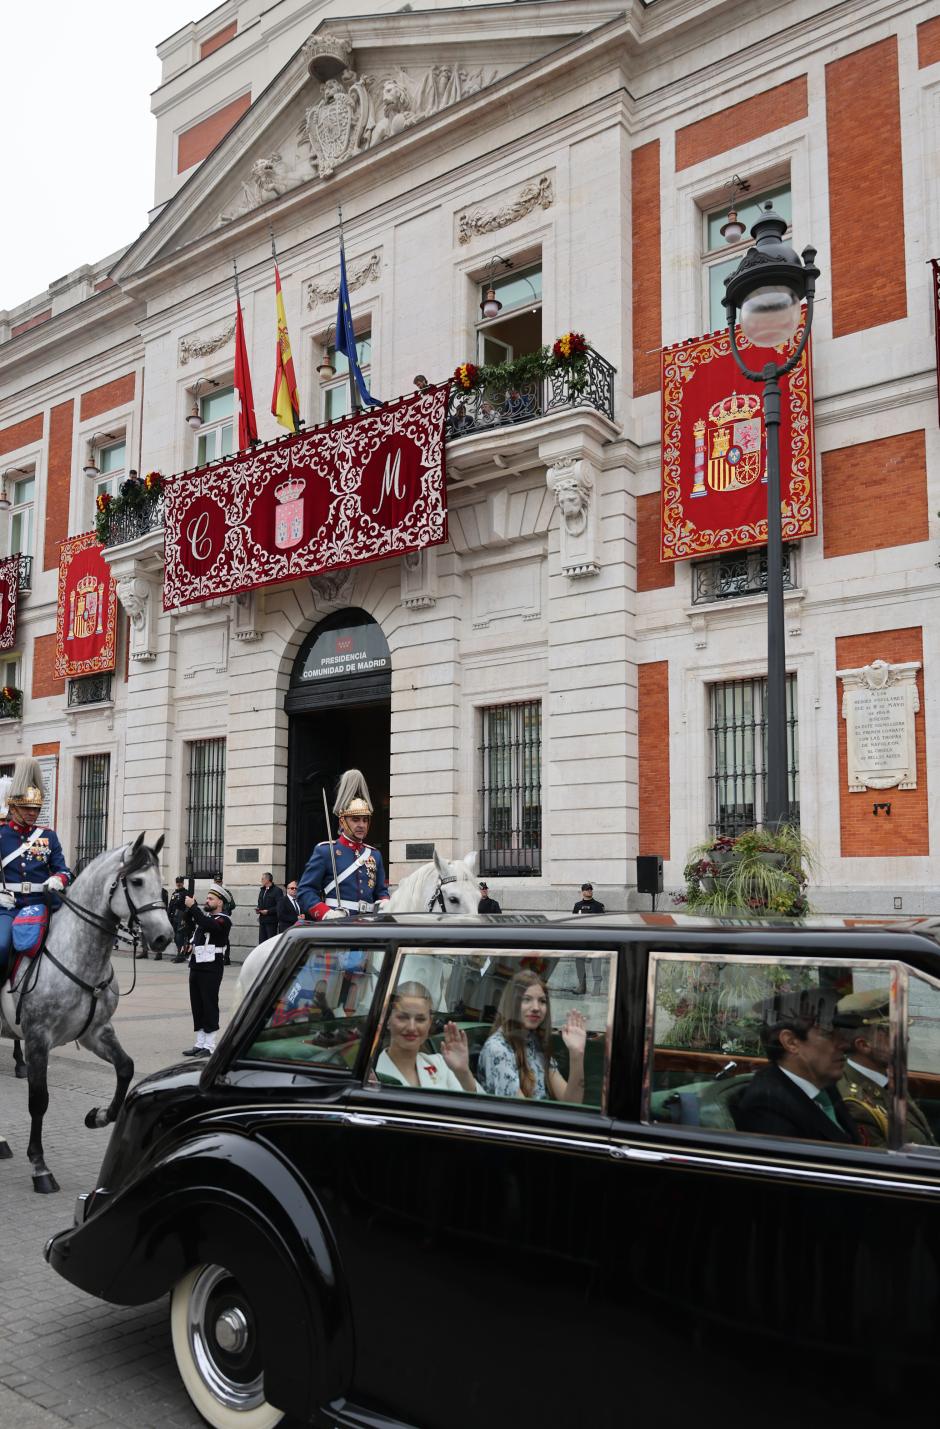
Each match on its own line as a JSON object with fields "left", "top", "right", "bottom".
{"left": 724, "top": 200, "right": 819, "bottom": 829}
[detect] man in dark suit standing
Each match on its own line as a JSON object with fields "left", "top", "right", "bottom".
{"left": 276, "top": 879, "right": 305, "bottom": 934}
{"left": 572, "top": 882, "right": 605, "bottom": 995}
{"left": 256, "top": 872, "right": 281, "bottom": 942}
{"left": 735, "top": 988, "right": 861, "bottom": 1144}
{"left": 478, "top": 881, "right": 502, "bottom": 914}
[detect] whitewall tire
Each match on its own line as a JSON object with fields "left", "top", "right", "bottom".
{"left": 170, "top": 1264, "right": 284, "bottom": 1429}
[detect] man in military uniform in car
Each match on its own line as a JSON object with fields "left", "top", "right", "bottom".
{"left": 297, "top": 769, "right": 390, "bottom": 921}
{"left": 835, "top": 989, "right": 937, "bottom": 1150}
{"left": 0, "top": 757, "right": 72, "bottom": 982}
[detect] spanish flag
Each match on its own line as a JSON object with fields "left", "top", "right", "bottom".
{"left": 271, "top": 264, "right": 301, "bottom": 432}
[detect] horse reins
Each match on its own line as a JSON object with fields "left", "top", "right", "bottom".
{"left": 426, "top": 873, "right": 458, "bottom": 913}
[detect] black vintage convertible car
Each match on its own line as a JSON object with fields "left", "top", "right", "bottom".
{"left": 45, "top": 914, "right": 940, "bottom": 1429}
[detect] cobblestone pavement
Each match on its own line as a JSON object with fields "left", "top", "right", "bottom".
{"left": 0, "top": 955, "right": 240, "bottom": 1429}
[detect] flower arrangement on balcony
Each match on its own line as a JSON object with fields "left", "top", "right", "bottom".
{"left": 453, "top": 332, "right": 593, "bottom": 397}
{"left": 552, "top": 330, "right": 587, "bottom": 363}
{"left": 0, "top": 685, "right": 23, "bottom": 719}
{"left": 454, "top": 362, "right": 480, "bottom": 391}
{"left": 676, "top": 825, "right": 814, "bottom": 918}
{"left": 94, "top": 472, "right": 164, "bottom": 544}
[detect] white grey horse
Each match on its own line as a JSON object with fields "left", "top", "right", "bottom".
{"left": 0, "top": 834, "right": 173, "bottom": 1193}
{"left": 233, "top": 850, "right": 480, "bottom": 1012}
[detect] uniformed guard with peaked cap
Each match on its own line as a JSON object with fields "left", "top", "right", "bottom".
{"left": 297, "top": 768, "right": 390, "bottom": 921}
{"left": 0, "top": 756, "right": 72, "bottom": 981}
{"left": 836, "top": 988, "right": 937, "bottom": 1149}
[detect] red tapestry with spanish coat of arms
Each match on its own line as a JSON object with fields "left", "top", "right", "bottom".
{"left": 0, "top": 556, "right": 19, "bottom": 653}
{"left": 660, "top": 323, "right": 815, "bottom": 562}
{"left": 163, "top": 384, "right": 449, "bottom": 610}
{"left": 55, "top": 533, "right": 118, "bottom": 677}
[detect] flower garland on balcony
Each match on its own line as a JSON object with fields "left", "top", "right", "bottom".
{"left": 0, "top": 685, "right": 22, "bottom": 717}
{"left": 453, "top": 333, "right": 591, "bottom": 396}
{"left": 94, "top": 471, "right": 164, "bottom": 543}
{"left": 552, "top": 331, "right": 587, "bottom": 363}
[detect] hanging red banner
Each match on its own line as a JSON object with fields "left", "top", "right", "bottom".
{"left": 660, "top": 322, "right": 815, "bottom": 562}
{"left": 163, "top": 384, "right": 449, "bottom": 610}
{"left": 55, "top": 533, "right": 118, "bottom": 677}
{"left": 0, "top": 556, "right": 19, "bottom": 653}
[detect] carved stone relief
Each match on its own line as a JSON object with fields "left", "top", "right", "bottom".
{"left": 309, "top": 568, "right": 354, "bottom": 609}
{"left": 306, "top": 251, "right": 381, "bottom": 310}
{"left": 547, "top": 455, "right": 600, "bottom": 579}
{"left": 115, "top": 574, "right": 159, "bottom": 663}
{"left": 457, "top": 175, "right": 554, "bottom": 245}
{"left": 179, "top": 322, "right": 236, "bottom": 366}
{"left": 401, "top": 547, "right": 438, "bottom": 609}
{"left": 233, "top": 589, "right": 262, "bottom": 642}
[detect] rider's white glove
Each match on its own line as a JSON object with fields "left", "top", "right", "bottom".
{"left": 375, "top": 899, "right": 391, "bottom": 913}
{"left": 321, "top": 909, "right": 347, "bottom": 921}
{"left": 44, "top": 875, "right": 65, "bottom": 893}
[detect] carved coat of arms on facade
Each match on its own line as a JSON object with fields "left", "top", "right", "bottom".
{"left": 301, "top": 73, "right": 370, "bottom": 177}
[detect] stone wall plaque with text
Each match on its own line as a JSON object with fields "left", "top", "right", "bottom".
{"left": 837, "top": 659, "right": 920, "bottom": 791}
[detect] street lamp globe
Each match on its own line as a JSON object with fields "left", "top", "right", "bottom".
{"left": 739, "top": 284, "right": 801, "bottom": 347}
{"left": 724, "top": 201, "right": 815, "bottom": 348}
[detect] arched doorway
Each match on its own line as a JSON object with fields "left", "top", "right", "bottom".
{"left": 285, "top": 609, "right": 391, "bottom": 880}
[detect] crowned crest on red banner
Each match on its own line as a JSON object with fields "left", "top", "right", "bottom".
{"left": 55, "top": 533, "right": 117, "bottom": 677}
{"left": 0, "top": 556, "right": 19, "bottom": 653}
{"left": 660, "top": 322, "right": 815, "bottom": 562}
{"left": 163, "top": 384, "right": 448, "bottom": 610}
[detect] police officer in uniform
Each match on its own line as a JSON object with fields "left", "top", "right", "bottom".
{"left": 0, "top": 757, "right": 71, "bottom": 983}
{"left": 182, "top": 881, "right": 232, "bottom": 1058}
{"left": 297, "top": 770, "right": 390, "bottom": 921}
{"left": 836, "top": 989, "right": 937, "bottom": 1149}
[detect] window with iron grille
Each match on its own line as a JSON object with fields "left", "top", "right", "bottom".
{"left": 708, "top": 676, "right": 799, "bottom": 835}
{"left": 186, "top": 738, "right": 226, "bottom": 877}
{"left": 75, "top": 754, "right": 110, "bottom": 871}
{"left": 478, "top": 701, "right": 541, "bottom": 877}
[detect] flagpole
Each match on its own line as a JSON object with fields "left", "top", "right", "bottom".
{"left": 232, "top": 258, "right": 259, "bottom": 449}
{"left": 338, "top": 205, "right": 360, "bottom": 415}
{"left": 269, "top": 227, "right": 304, "bottom": 432}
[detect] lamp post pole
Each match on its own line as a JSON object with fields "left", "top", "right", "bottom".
{"left": 724, "top": 202, "right": 819, "bottom": 829}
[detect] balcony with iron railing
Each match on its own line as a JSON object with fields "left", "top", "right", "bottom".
{"left": 67, "top": 674, "right": 113, "bottom": 707}
{"left": 691, "top": 545, "right": 796, "bottom": 605}
{"left": 447, "top": 347, "right": 616, "bottom": 440}
{"left": 101, "top": 494, "right": 164, "bottom": 550}
{"left": 0, "top": 688, "right": 22, "bottom": 720}
{"left": 16, "top": 554, "right": 32, "bottom": 592}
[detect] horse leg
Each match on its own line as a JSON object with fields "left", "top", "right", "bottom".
{"left": 24, "top": 1032, "right": 58, "bottom": 1193}
{"left": 79, "top": 1020, "right": 134, "bottom": 1130}
{"left": 13, "top": 1037, "right": 26, "bottom": 1078}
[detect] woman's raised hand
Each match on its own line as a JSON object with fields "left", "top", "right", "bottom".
{"left": 560, "top": 1009, "right": 587, "bottom": 1058}
{"left": 441, "top": 1020, "right": 470, "bottom": 1075}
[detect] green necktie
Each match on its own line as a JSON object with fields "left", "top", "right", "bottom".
{"left": 815, "top": 1089, "right": 841, "bottom": 1127}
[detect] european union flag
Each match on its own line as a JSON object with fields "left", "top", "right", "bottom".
{"left": 336, "top": 243, "right": 380, "bottom": 409}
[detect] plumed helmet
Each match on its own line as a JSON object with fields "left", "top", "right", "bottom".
{"left": 8, "top": 756, "right": 45, "bottom": 811}
{"left": 334, "top": 768, "right": 373, "bottom": 819}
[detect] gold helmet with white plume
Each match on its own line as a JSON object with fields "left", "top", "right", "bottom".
{"left": 8, "top": 756, "right": 45, "bottom": 815}
{"left": 334, "top": 768, "right": 373, "bottom": 839}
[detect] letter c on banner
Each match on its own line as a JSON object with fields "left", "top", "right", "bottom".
{"left": 186, "top": 509, "right": 213, "bottom": 562}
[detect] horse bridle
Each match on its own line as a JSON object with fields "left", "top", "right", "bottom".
{"left": 426, "top": 873, "right": 458, "bottom": 914}
{"left": 61, "top": 862, "right": 165, "bottom": 945}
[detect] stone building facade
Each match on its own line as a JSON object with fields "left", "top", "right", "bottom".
{"left": 0, "top": 0, "right": 938, "bottom": 951}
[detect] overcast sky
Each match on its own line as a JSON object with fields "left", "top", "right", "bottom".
{"left": 0, "top": 1, "right": 207, "bottom": 313}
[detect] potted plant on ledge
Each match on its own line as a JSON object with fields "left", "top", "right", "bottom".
{"left": 679, "top": 824, "right": 815, "bottom": 918}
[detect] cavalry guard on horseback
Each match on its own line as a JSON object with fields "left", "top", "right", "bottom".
{"left": 297, "top": 769, "right": 390, "bottom": 922}
{"left": 0, "top": 757, "right": 71, "bottom": 986}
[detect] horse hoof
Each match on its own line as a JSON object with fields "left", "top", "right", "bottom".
{"left": 14, "top": 1062, "right": 26, "bottom": 1079}
{"left": 0, "top": 1139, "right": 12, "bottom": 1159}
{"left": 33, "top": 1172, "right": 59, "bottom": 1194}
{"left": 84, "top": 1108, "right": 100, "bottom": 1129}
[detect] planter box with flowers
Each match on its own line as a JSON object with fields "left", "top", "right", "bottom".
{"left": 0, "top": 685, "right": 22, "bottom": 720}
{"left": 96, "top": 471, "right": 164, "bottom": 547}
{"left": 678, "top": 825, "right": 814, "bottom": 918}
{"left": 449, "top": 332, "right": 611, "bottom": 435}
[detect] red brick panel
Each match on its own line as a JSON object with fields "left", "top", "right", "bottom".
{"left": 631, "top": 140, "right": 662, "bottom": 397}
{"left": 31, "top": 635, "right": 66, "bottom": 700}
{"left": 826, "top": 38, "right": 906, "bottom": 337}
{"left": 675, "top": 77, "right": 807, "bottom": 171}
{"left": 835, "top": 628, "right": 928, "bottom": 857}
{"left": 636, "top": 491, "right": 675, "bottom": 591}
{"left": 822, "top": 430, "right": 928, "bottom": 558}
{"left": 80, "top": 372, "right": 136, "bottom": 422}
{"left": 200, "top": 21, "right": 237, "bottom": 59}
{"left": 638, "top": 661, "right": 670, "bottom": 859}
{"left": 177, "top": 93, "right": 251, "bottom": 173}
{"left": 918, "top": 16, "right": 940, "bottom": 68}
{"left": 11, "top": 310, "right": 52, "bottom": 337}
{"left": 0, "top": 413, "right": 43, "bottom": 455}
{"left": 43, "top": 401, "right": 73, "bottom": 572}
{"left": 32, "top": 741, "right": 60, "bottom": 757}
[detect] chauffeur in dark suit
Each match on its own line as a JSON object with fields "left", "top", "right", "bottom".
{"left": 735, "top": 988, "right": 861, "bottom": 1144}
{"left": 256, "top": 872, "right": 281, "bottom": 941}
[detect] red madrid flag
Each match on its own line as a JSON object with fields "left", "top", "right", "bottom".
{"left": 233, "top": 298, "right": 258, "bottom": 450}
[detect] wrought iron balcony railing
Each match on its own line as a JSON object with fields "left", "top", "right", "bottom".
{"left": 691, "top": 545, "right": 796, "bottom": 605}
{"left": 16, "top": 554, "right": 32, "bottom": 592}
{"left": 67, "top": 674, "right": 113, "bottom": 707}
{"left": 102, "top": 495, "right": 164, "bottom": 549}
{"left": 0, "top": 691, "right": 22, "bottom": 720}
{"left": 447, "top": 347, "right": 616, "bottom": 440}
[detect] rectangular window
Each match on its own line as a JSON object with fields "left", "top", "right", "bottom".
{"left": 196, "top": 388, "right": 235, "bottom": 466}
{"left": 691, "top": 545, "right": 797, "bottom": 605}
{"left": 9, "top": 474, "right": 35, "bottom": 558}
{"left": 320, "top": 331, "right": 372, "bottom": 422}
{"left": 244, "top": 942, "right": 387, "bottom": 1071}
{"left": 186, "top": 738, "right": 226, "bottom": 877}
{"left": 478, "top": 701, "right": 541, "bottom": 877}
{"left": 708, "top": 675, "right": 798, "bottom": 835}
{"left": 95, "top": 439, "right": 126, "bottom": 502}
{"left": 703, "top": 182, "right": 792, "bottom": 330}
{"left": 476, "top": 264, "right": 542, "bottom": 364}
{"left": 369, "top": 949, "right": 611, "bottom": 1109}
{"left": 75, "top": 753, "right": 110, "bottom": 871}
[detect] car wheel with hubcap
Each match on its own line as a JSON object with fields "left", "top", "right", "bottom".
{"left": 170, "top": 1264, "right": 284, "bottom": 1428}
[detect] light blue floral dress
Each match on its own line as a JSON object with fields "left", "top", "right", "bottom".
{"left": 478, "top": 1029, "right": 558, "bottom": 1100}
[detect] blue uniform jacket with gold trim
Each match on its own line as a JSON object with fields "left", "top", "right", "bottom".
{"left": 0, "top": 820, "right": 72, "bottom": 902}
{"left": 297, "top": 835, "right": 389, "bottom": 919}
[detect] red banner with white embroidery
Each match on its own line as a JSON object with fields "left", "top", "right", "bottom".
{"left": 163, "top": 384, "right": 449, "bottom": 610}
{"left": 55, "top": 533, "right": 118, "bottom": 677}
{"left": 660, "top": 322, "right": 815, "bottom": 562}
{"left": 0, "top": 556, "right": 19, "bottom": 653}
